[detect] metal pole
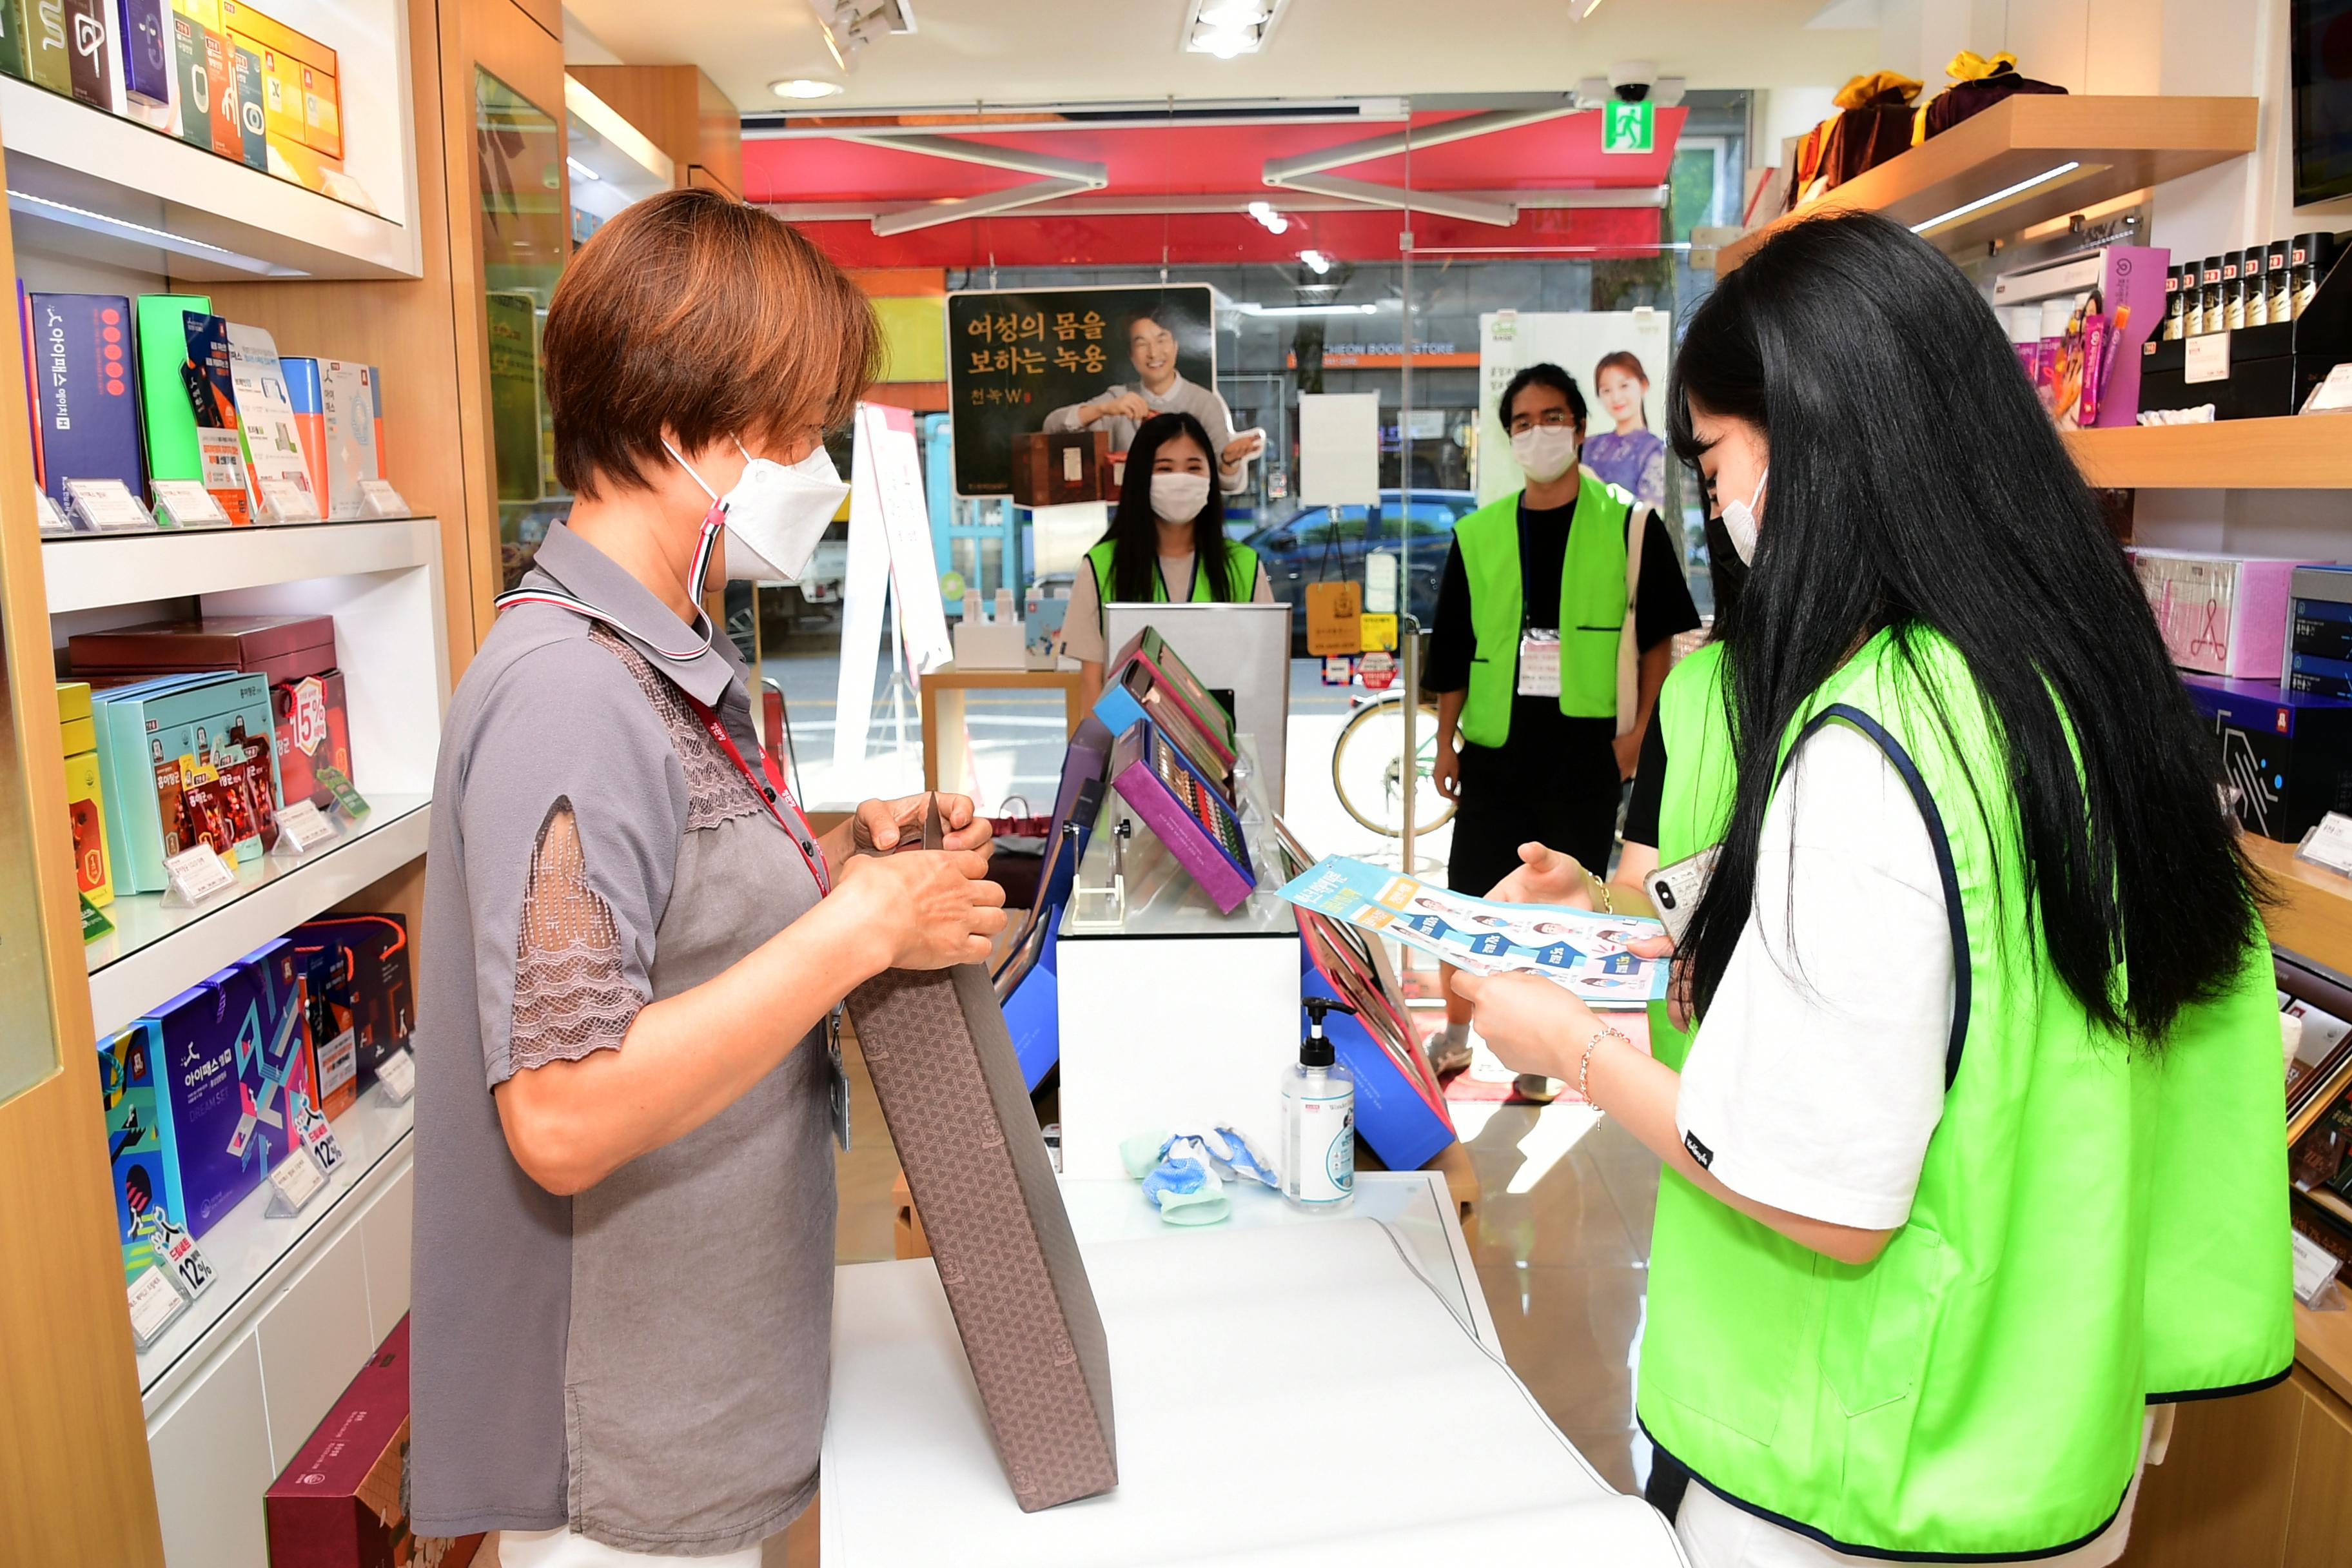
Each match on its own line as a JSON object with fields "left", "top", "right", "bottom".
{"left": 1400, "top": 612, "right": 1420, "bottom": 876}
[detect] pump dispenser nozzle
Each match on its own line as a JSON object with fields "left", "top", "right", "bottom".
{"left": 1300, "top": 996, "right": 1356, "bottom": 1067}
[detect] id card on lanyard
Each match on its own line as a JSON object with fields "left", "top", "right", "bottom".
{"left": 681, "top": 696, "right": 852, "bottom": 1152}
{"left": 1516, "top": 502, "right": 1562, "bottom": 698}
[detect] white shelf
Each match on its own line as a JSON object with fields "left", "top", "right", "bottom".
{"left": 86, "top": 795, "right": 429, "bottom": 1038}
{"left": 1, "top": 64, "right": 419, "bottom": 280}
{"left": 136, "top": 1077, "right": 413, "bottom": 1414}
{"left": 43, "top": 517, "right": 440, "bottom": 616}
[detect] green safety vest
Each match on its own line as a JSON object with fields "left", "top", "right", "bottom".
{"left": 1453, "top": 470, "right": 1635, "bottom": 747}
{"left": 1084, "top": 538, "right": 1260, "bottom": 616}
{"left": 1637, "top": 625, "right": 2292, "bottom": 1558}
{"left": 1642, "top": 640, "right": 1730, "bottom": 1075}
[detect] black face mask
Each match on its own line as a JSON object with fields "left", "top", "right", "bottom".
{"left": 1703, "top": 513, "right": 1748, "bottom": 624}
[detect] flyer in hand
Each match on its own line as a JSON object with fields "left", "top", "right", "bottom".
{"left": 1273, "top": 856, "right": 1670, "bottom": 1005}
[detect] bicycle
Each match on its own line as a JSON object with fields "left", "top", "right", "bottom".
{"left": 1330, "top": 689, "right": 1456, "bottom": 838}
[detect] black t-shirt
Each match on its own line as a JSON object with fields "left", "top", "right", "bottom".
{"left": 1424, "top": 489, "right": 1701, "bottom": 796}
{"left": 1622, "top": 712, "right": 1669, "bottom": 847}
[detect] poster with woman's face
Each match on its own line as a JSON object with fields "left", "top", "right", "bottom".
{"left": 945, "top": 284, "right": 1217, "bottom": 497}
{"left": 1476, "top": 309, "right": 1674, "bottom": 509}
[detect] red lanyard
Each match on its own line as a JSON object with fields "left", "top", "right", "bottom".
{"left": 683, "top": 695, "right": 830, "bottom": 895}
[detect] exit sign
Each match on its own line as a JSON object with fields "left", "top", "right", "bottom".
{"left": 1602, "top": 100, "right": 1654, "bottom": 154}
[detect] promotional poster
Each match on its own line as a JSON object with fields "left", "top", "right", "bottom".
{"left": 945, "top": 284, "right": 1217, "bottom": 497}
{"left": 1477, "top": 309, "right": 1674, "bottom": 509}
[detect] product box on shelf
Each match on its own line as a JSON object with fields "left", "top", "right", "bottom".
{"left": 1010, "top": 430, "right": 1115, "bottom": 507}
{"left": 217, "top": 0, "right": 342, "bottom": 192}
{"left": 2291, "top": 566, "right": 2352, "bottom": 664}
{"left": 273, "top": 670, "right": 351, "bottom": 810}
{"left": 70, "top": 611, "right": 336, "bottom": 687}
{"left": 222, "top": 320, "right": 319, "bottom": 516}
{"left": 0, "top": 0, "right": 30, "bottom": 77}
{"left": 61, "top": 0, "right": 113, "bottom": 106}
{"left": 116, "top": 0, "right": 173, "bottom": 108}
{"left": 2132, "top": 550, "right": 2319, "bottom": 680}
{"left": 135, "top": 293, "right": 211, "bottom": 489}
{"left": 26, "top": 0, "right": 70, "bottom": 93}
{"left": 181, "top": 307, "right": 255, "bottom": 522}
{"left": 61, "top": 682, "right": 115, "bottom": 906}
{"left": 28, "top": 293, "right": 146, "bottom": 506}
{"left": 92, "top": 670, "right": 280, "bottom": 892}
{"left": 2140, "top": 233, "right": 2346, "bottom": 420}
{"left": 286, "top": 914, "right": 410, "bottom": 1098}
{"left": 264, "top": 1317, "right": 483, "bottom": 1568}
{"left": 144, "top": 943, "right": 312, "bottom": 1237}
{"left": 2183, "top": 675, "right": 2352, "bottom": 844}
{"left": 230, "top": 42, "right": 267, "bottom": 170}
{"left": 280, "top": 358, "right": 378, "bottom": 517}
{"left": 1989, "top": 244, "right": 2168, "bottom": 428}
{"left": 99, "top": 1019, "right": 191, "bottom": 1284}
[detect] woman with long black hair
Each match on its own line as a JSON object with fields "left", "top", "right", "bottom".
{"left": 1456, "top": 211, "right": 2290, "bottom": 1565}
{"left": 1063, "top": 409, "right": 1273, "bottom": 707}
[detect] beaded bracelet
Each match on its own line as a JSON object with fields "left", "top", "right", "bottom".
{"left": 1578, "top": 1024, "right": 1629, "bottom": 1106}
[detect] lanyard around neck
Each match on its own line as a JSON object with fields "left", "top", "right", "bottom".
{"left": 491, "top": 515, "right": 725, "bottom": 663}
{"left": 681, "top": 694, "right": 830, "bottom": 896}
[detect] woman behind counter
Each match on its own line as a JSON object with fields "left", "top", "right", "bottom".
{"left": 409, "top": 190, "right": 1006, "bottom": 1567}
{"left": 1459, "top": 211, "right": 2289, "bottom": 1567}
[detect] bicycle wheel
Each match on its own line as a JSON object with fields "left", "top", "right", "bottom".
{"left": 1331, "top": 698, "right": 1458, "bottom": 837}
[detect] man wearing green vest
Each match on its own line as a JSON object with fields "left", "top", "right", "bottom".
{"left": 1423, "top": 362, "right": 1697, "bottom": 1084}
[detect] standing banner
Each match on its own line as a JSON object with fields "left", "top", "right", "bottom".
{"left": 833, "top": 404, "right": 954, "bottom": 785}
{"left": 1477, "top": 310, "right": 1673, "bottom": 509}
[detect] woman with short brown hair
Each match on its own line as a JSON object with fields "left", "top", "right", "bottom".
{"left": 409, "top": 188, "right": 1004, "bottom": 1567}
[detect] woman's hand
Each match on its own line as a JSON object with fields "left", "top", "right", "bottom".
{"left": 850, "top": 792, "right": 994, "bottom": 857}
{"left": 834, "top": 847, "right": 1007, "bottom": 970}
{"left": 1487, "top": 842, "right": 1596, "bottom": 907}
{"left": 1449, "top": 971, "right": 1586, "bottom": 1091}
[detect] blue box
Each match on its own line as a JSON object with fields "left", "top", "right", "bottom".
{"left": 2185, "top": 674, "right": 2352, "bottom": 843}
{"left": 2289, "top": 651, "right": 2352, "bottom": 702}
{"left": 93, "top": 671, "right": 280, "bottom": 892}
{"left": 99, "top": 1021, "right": 179, "bottom": 1285}
{"left": 1295, "top": 914, "right": 1455, "bottom": 1171}
{"left": 27, "top": 293, "right": 145, "bottom": 504}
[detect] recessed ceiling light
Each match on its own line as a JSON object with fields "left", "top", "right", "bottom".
{"left": 1182, "top": 0, "right": 1287, "bottom": 56}
{"left": 772, "top": 77, "right": 847, "bottom": 99}
{"left": 1246, "top": 200, "right": 1289, "bottom": 234}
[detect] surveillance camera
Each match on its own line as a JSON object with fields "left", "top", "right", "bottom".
{"left": 1609, "top": 59, "right": 1657, "bottom": 102}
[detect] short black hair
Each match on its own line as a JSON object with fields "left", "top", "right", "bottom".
{"left": 1500, "top": 362, "right": 1587, "bottom": 427}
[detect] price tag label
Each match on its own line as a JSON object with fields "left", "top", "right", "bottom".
{"left": 268, "top": 1146, "right": 329, "bottom": 1213}
{"left": 2185, "top": 331, "right": 2231, "bottom": 385}
{"left": 149, "top": 1213, "right": 215, "bottom": 1299}
{"left": 2304, "top": 363, "right": 2352, "bottom": 416}
{"left": 126, "top": 1266, "right": 188, "bottom": 1348}
{"left": 162, "top": 843, "right": 237, "bottom": 905}
{"left": 150, "top": 479, "right": 231, "bottom": 529}
{"left": 2294, "top": 1228, "right": 2342, "bottom": 1306}
{"left": 357, "top": 478, "right": 411, "bottom": 518}
{"left": 270, "top": 799, "right": 338, "bottom": 856}
{"left": 257, "top": 477, "right": 323, "bottom": 524}
{"left": 293, "top": 1100, "right": 346, "bottom": 1176}
{"left": 317, "top": 765, "right": 371, "bottom": 820}
{"left": 2300, "top": 812, "right": 2352, "bottom": 877}
{"left": 374, "top": 1047, "right": 417, "bottom": 1105}
{"left": 64, "top": 478, "right": 155, "bottom": 532}
{"left": 35, "top": 486, "right": 74, "bottom": 534}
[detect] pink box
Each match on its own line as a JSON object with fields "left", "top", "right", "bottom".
{"left": 2132, "top": 551, "right": 2325, "bottom": 679}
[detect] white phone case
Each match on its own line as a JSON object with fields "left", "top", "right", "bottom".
{"left": 1646, "top": 846, "right": 1719, "bottom": 945}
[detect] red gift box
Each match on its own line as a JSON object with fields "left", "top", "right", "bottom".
{"left": 68, "top": 612, "right": 337, "bottom": 688}
{"left": 265, "top": 1317, "right": 481, "bottom": 1568}
{"left": 275, "top": 671, "right": 354, "bottom": 811}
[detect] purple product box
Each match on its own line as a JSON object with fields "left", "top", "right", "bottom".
{"left": 28, "top": 293, "right": 145, "bottom": 505}
{"left": 145, "top": 939, "right": 311, "bottom": 1237}
{"left": 1104, "top": 716, "right": 1256, "bottom": 914}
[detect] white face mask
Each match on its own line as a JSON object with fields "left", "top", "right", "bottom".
{"left": 1509, "top": 424, "right": 1582, "bottom": 484}
{"left": 668, "top": 436, "right": 850, "bottom": 585}
{"left": 1720, "top": 467, "right": 1769, "bottom": 565}
{"left": 1150, "top": 471, "right": 1211, "bottom": 524}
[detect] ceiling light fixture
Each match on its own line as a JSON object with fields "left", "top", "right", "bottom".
{"left": 807, "top": 0, "right": 916, "bottom": 75}
{"left": 1908, "top": 161, "right": 2082, "bottom": 235}
{"left": 1237, "top": 301, "right": 1377, "bottom": 316}
{"left": 1298, "top": 248, "right": 1333, "bottom": 274}
{"left": 772, "top": 77, "right": 847, "bottom": 99}
{"left": 565, "top": 155, "right": 600, "bottom": 182}
{"left": 1182, "top": 0, "right": 1288, "bottom": 57}
{"left": 1246, "top": 199, "right": 1289, "bottom": 234}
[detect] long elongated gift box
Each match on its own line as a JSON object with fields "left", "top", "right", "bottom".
{"left": 843, "top": 800, "right": 1117, "bottom": 1512}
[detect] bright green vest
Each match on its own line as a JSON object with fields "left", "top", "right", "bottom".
{"left": 1453, "top": 469, "right": 1634, "bottom": 747}
{"left": 1642, "top": 640, "right": 1732, "bottom": 1075}
{"left": 1638, "top": 627, "right": 2292, "bottom": 1558}
{"left": 1084, "top": 538, "right": 1260, "bottom": 611}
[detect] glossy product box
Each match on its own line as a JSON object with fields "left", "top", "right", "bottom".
{"left": 92, "top": 671, "right": 280, "bottom": 892}
{"left": 288, "top": 914, "right": 412, "bottom": 1089}
{"left": 273, "top": 669, "right": 351, "bottom": 811}
{"left": 265, "top": 1317, "right": 483, "bottom": 1568}
{"left": 143, "top": 945, "right": 311, "bottom": 1237}
{"left": 28, "top": 293, "right": 145, "bottom": 505}
{"left": 2184, "top": 675, "right": 2352, "bottom": 843}
{"left": 2132, "top": 550, "right": 2318, "bottom": 680}
{"left": 70, "top": 611, "right": 336, "bottom": 688}
{"left": 99, "top": 1021, "right": 177, "bottom": 1283}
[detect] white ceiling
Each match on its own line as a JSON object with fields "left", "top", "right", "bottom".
{"left": 560, "top": 0, "right": 1882, "bottom": 113}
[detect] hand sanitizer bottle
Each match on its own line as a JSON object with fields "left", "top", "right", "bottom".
{"left": 1283, "top": 997, "right": 1358, "bottom": 1211}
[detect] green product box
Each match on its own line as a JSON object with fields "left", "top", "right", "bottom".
{"left": 0, "top": 0, "right": 32, "bottom": 79}
{"left": 136, "top": 293, "right": 212, "bottom": 487}
{"left": 26, "top": 0, "right": 69, "bottom": 92}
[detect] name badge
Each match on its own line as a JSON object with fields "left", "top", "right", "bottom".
{"left": 1518, "top": 631, "right": 1562, "bottom": 698}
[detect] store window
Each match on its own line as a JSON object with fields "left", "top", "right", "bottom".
{"left": 475, "top": 66, "right": 571, "bottom": 591}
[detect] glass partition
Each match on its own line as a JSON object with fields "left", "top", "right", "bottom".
{"left": 476, "top": 66, "right": 571, "bottom": 591}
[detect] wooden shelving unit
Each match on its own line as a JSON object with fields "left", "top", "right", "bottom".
{"left": 1717, "top": 95, "right": 2257, "bottom": 273}
{"left": 2064, "top": 418, "right": 2352, "bottom": 490}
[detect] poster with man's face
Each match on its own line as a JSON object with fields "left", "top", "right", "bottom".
{"left": 945, "top": 284, "right": 1217, "bottom": 498}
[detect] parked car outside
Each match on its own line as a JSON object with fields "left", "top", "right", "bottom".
{"left": 1241, "top": 489, "right": 1478, "bottom": 653}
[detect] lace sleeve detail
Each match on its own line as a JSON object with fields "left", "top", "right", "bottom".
{"left": 509, "top": 797, "right": 645, "bottom": 1075}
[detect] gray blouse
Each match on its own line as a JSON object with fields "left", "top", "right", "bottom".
{"left": 410, "top": 522, "right": 836, "bottom": 1555}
